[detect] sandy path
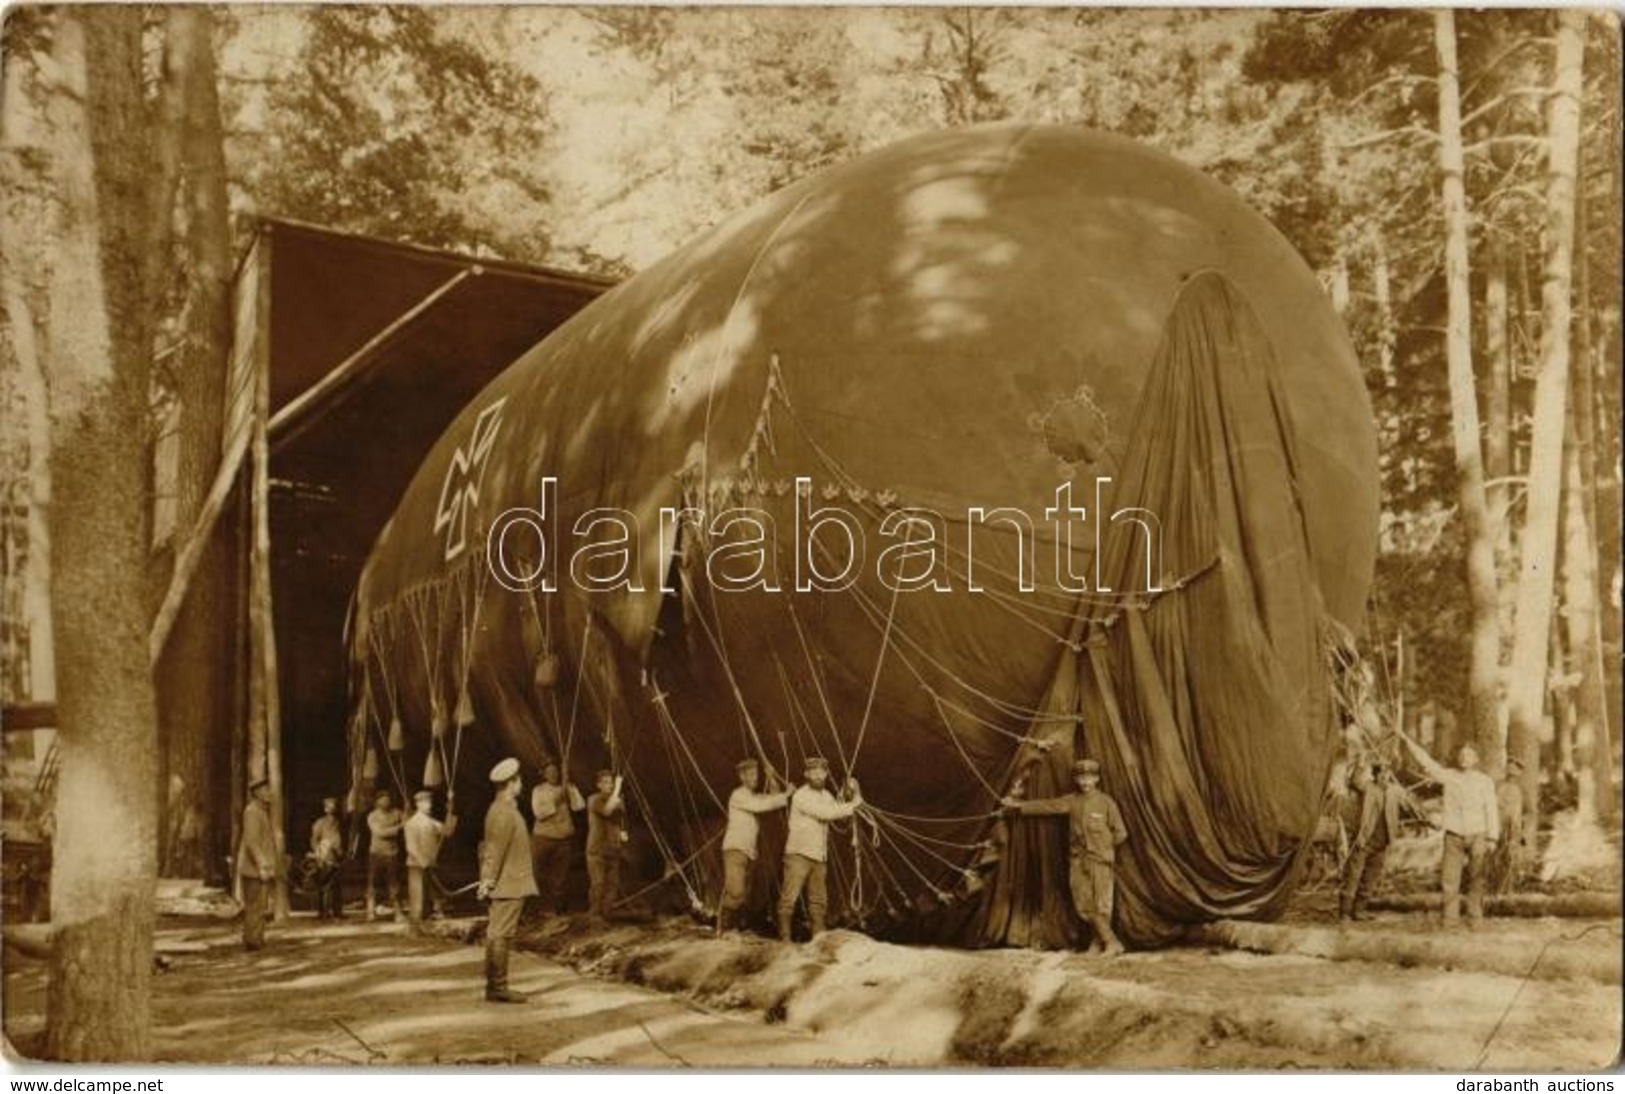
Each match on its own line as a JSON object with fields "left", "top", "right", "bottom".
{"left": 5, "top": 919, "right": 848, "bottom": 1067}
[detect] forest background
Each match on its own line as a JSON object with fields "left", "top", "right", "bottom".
{"left": 0, "top": 5, "right": 1618, "bottom": 1061}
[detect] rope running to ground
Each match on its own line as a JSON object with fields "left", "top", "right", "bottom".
{"left": 610, "top": 830, "right": 722, "bottom": 911}
{"left": 1473, "top": 921, "right": 1622, "bottom": 1068}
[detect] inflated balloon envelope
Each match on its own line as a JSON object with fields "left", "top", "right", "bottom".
{"left": 348, "top": 123, "right": 1378, "bottom": 948}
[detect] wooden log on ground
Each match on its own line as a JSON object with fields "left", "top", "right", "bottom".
{"left": 1367, "top": 891, "right": 1619, "bottom": 918}
{"left": 1194, "top": 919, "right": 1620, "bottom": 985}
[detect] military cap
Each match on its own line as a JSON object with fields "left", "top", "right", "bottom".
{"left": 1072, "top": 758, "right": 1101, "bottom": 777}
{"left": 804, "top": 756, "right": 829, "bottom": 773}
{"left": 735, "top": 758, "right": 761, "bottom": 774}
{"left": 489, "top": 757, "right": 521, "bottom": 783}
{"left": 594, "top": 768, "right": 615, "bottom": 782}
{"left": 322, "top": 796, "right": 338, "bottom": 807}
{"left": 414, "top": 789, "right": 435, "bottom": 802}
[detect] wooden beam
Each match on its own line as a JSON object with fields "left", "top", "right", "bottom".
{"left": 147, "top": 422, "right": 251, "bottom": 666}
{"left": 267, "top": 267, "right": 476, "bottom": 448}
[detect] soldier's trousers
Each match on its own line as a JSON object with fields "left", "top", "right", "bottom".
{"left": 367, "top": 853, "right": 400, "bottom": 912}
{"left": 1341, "top": 838, "right": 1389, "bottom": 912}
{"left": 241, "top": 875, "right": 269, "bottom": 951}
{"left": 531, "top": 835, "right": 572, "bottom": 914}
{"left": 486, "top": 896, "right": 524, "bottom": 940}
{"left": 721, "top": 849, "right": 753, "bottom": 914}
{"left": 1067, "top": 853, "right": 1115, "bottom": 922}
{"left": 1441, "top": 832, "right": 1492, "bottom": 922}
{"left": 314, "top": 863, "right": 343, "bottom": 919}
{"left": 587, "top": 851, "right": 621, "bottom": 916}
{"left": 406, "top": 865, "right": 445, "bottom": 928}
{"left": 778, "top": 853, "right": 828, "bottom": 933}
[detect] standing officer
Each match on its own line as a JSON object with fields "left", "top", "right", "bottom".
{"left": 778, "top": 757, "right": 861, "bottom": 942}
{"left": 477, "top": 758, "right": 535, "bottom": 1003}
{"left": 1003, "top": 758, "right": 1128, "bottom": 956}
{"left": 238, "top": 777, "right": 279, "bottom": 951}
{"left": 720, "top": 758, "right": 790, "bottom": 932}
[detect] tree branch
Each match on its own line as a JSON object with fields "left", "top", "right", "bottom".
{"left": 1461, "top": 134, "right": 1548, "bottom": 157}
{"left": 1459, "top": 87, "right": 1555, "bottom": 129}
{"left": 1348, "top": 72, "right": 1436, "bottom": 109}
{"left": 1337, "top": 125, "right": 1439, "bottom": 151}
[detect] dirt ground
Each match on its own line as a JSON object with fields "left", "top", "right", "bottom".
{"left": 5, "top": 901, "right": 1620, "bottom": 1069}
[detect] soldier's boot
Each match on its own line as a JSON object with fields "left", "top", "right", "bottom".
{"left": 1337, "top": 892, "right": 1352, "bottom": 921}
{"left": 809, "top": 908, "right": 827, "bottom": 938}
{"left": 485, "top": 940, "right": 528, "bottom": 1004}
{"left": 1441, "top": 895, "right": 1462, "bottom": 927}
{"left": 777, "top": 911, "right": 794, "bottom": 943}
{"left": 1097, "top": 921, "right": 1126, "bottom": 957}
{"left": 1351, "top": 894, "right": 1374, "bottom": 922}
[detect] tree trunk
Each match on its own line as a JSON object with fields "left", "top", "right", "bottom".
{"left": 157, "top": 7, "right": 234, "bottom": 879}
{"left": 41, "top": 9, "right": 169, "bottom": 1060}
{"left": 1484, "top": 235, "right": 1513, "bottom": 579}
{"left": 1561, "top": 404, "right": 1610, "bottom": 824}
{"left": 1506, "top": 10, "right": 1586, "bottom": 816}
{"left": 1372, "top": 232, "right": 1396, "bottom": 393}
{"left": 1562, "top": 146, "right": 1614, "bottom": 827}
{"left": 1432, "top": 10, "right": 1502, "bottom": 766}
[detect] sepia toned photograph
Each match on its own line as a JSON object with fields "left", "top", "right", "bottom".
{"left": 0, "top": 3, "right": 1620, "bottom": 1073}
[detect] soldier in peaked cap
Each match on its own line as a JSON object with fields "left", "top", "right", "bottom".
{"left": 530, "top": 757, "right": 583, "bottom": 917}
{"left": 1492, "top": 756, "right": 1528, "bottom": 896}
{"left": 237, "top": 777, "right": 278, "bottom": 951}
{"left": 585, "top": 769, "right": 627, "bottom": 918}
{"left": 1003, "top": 757, "right": 1128, "bottom": 955}
{"left": 309, "top": 796, "right": 345, "bottom": 921}
{"left": 404, "top": 789, "right": 456, "bottom": 934}
{"left": 477, "top": 757, "right": 536, "bottom": 1002}
{"left": 778, "top": 757, "right": 861, "bottom": 942}
{"left": 720, "top": 758, "right": 790, "bottom": 932}
{"left": 364, "top": 788, "right": 404, "bottom": 921}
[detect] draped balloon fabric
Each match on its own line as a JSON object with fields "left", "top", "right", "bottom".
{"left": 345, "top": 125, "right": 1378, "bottom": 948}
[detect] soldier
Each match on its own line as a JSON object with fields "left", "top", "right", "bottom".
{"left": 720, "top": 758, "right": 790, "bottom": 932}
{"left": 404, "top": 789, "right": 457, "bottom": 933}
{"left": 1339, "top": 762, "right": 1402, "bottom": 921}
{"left": 585, "top": 770, "right": 627, "bottom": 918}
{"left": 530, "top": 759, "right": 582, "bottom": 916}
{"left": 1492, "top": 757, "right": 1527, "bottom": 896}
{"left": 1003, "top": 758, "right": 1128, "bottom": 956}
{"left": 365, "top": 789, "right": 404, "bottom": 921}
{"left": 477, "top": 758, "right": 536, "bottom": 1003}
{"left": 777, "top": 757, "right": 861, "bottom": 942}
{"left": 1398, "top": 730, "right": 1499, "bottom": 927}
{"left": 237, "top": 778, "right": 278, "bottom": 951}
{"left": 310, "top": 796, "right": 345, "bottom": 921}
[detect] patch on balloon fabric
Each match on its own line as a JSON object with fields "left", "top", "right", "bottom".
{"left": 1035, "top": 385, "right": 1111, "bottom": 466}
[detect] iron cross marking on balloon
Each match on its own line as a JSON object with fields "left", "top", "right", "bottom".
{"left": 434, "top": 396, "right": 508, "bottom": 562}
